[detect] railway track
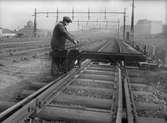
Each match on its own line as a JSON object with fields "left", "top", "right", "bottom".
{"left": 126, "top": 67, "right": 167, "bottom": 123}
{"left": 0, "top": 39, "right": 110, "bottom": 111}
{"left": 35, "top": 61, "right": 119, "bottom": 122}
{"left": 0, "top": 59, "right": 121, "bottom": 123}
{"left": 0, "top": 39, "right": 153, "bottom": 123}
{"left": 0, "top": 39, "right": 107, "bottom": 63}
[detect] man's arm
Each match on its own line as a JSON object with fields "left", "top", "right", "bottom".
{"left": 58, "top": 24, "right": 76, "bottom": 44}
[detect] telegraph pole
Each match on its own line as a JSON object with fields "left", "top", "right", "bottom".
{"left": 77, "top": 20, "right": 80, "bottom": 31}
{"left": 117, "top": 20, "right": 120, "bottom": 39}
{"left": 33, "top": 8, "right": 37, "bottom": 37}
{"left": 56, "top": 8, "right": 59, "bottom": 22}
{"left": 72, "top": 8, "right": 74, "bottom": 20}
{"left": 131, "top": 0, "right": 135, "bottom": 45}
{"left": 88, "top": 8, "right": 90, "bottom": 20}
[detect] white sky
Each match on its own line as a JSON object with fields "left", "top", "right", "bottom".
{"left": 0, "top": 0, "right": 166, "bottom": 30}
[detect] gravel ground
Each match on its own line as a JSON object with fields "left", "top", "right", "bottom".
{"left": 71, "top": 80, "right": 114, "bottom": 89}
{"left": 62, "top": 87, "right": 113, "bottom": 99}
{"left": 131, "top": 85, "right": 152, "bottom": 92}
{"left": 0, "top": 57, "right": 52, "bottom": 101}
{"left": 137, "top": 108, "right": 164, "bottom": 118}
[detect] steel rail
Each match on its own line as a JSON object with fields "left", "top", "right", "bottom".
{"left": 36, "top": 11, "right": 124, "bottom": 14}
{"left": 0, "top": 40, "right": 47, "bottom": 46}
{"left": 126, "top": 69, "right": 138, "bottom": 123}
{"left": 124, "top": 77, "right": 135, "bottom": 123}
{"left": 116, "top": 67, "right": 123, "bottom": 123}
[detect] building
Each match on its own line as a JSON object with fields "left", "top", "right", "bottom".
{"left": 17, "top": 21, "right": 34, "bottom": 37}
{"left": 135, "top": 19, "right": 151, "bottom": 36}
{"left": 18, "top": 21, "right": 51, "bottom": 37}
{"left": 0, "top": 27, "right": 16, "bottom": 38}
{"left": 0, "top": 28, "right": 2, "bottom": 38}
{"left": 150, "top": 21, "right": 163, "bottom": 34}
{"left": 163, "top": 25, "right": 167, "bottom": 34}
{"left": 135, "top": 19, "right": 163, "bottom": 36}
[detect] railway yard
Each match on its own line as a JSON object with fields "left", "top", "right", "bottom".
{"left": 0, "top": 31, "right": 167, "bottom": 123}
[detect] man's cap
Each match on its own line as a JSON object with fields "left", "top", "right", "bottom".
{"left": 63, "top": 16, "right": 72, "bottom": 23}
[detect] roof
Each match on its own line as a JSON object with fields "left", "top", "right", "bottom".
{"left": 0, "top": 28, "right": 15, "bottom": 34}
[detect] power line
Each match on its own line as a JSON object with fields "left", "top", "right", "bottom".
{"left": 33, "top": 8, "right": 126, "bottom": 39}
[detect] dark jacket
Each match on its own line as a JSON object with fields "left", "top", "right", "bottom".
{"left": 51, "top": 21, "right": 74, "bottom": 50}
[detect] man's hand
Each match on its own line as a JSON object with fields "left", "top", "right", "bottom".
{"left": 74, "top": 40, "right": 79, "bottom": 44}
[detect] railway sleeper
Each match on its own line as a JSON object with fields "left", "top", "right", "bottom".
{"left": 35, "top": 106, "right": 113, "bottom": 123}
{"left": 50, "top": 93, "right": 113, "bottom": 109}
{"left": 63, "top": 85, "right": 113, "bottom": 99}
{"left": 137, "top": 117, "right": 166, "bottom": 123}
{"left": 73, "top": 78, "right": 115, "bottom": 85}
{"left": 88, "top": 63, "right": 115, "bottom": 69}
{"left": 78, "top": 74, "right": 114, "bottom": 81}
{"left": 71, "top": 79, "right": 114, "bottom": 89}
{"left": 86, "top": 66, "right": 115, "bottom": 71}
{"left": 82, "top": 69, "right": 115, "bottom": 76}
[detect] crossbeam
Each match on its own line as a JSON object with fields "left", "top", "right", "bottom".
{"left": 36, "top": 106, "right": 112, "bottom": 123}
{"left": 80, "top": 51, "right": 146, "bottom": 64}
{"left": 36, "top": 11, "right": 124, "bottom": 14}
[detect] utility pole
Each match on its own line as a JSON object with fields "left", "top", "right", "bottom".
{"left": 131, "top": 0, "right": 135, "bottom": 46}
{"left": 96, "top": 18, "right": 98, "bottom": 30}
{"left": 104, "top": 8, "right": 107, "bottom": 19}
{"left": 77, "top": 20, "right": 80, "bottom": 31}
{"left": 33, "top": 8, "right": 37, "bottom": 38}
{"left": 117, "top": 20, "right": 120, "bottom": 39}
{"left": 72, "top": 8, "right": 74, "bottom": 20}
{"left": 88, "top": 8, "right": 90, "bottom": 20}
{"left": 123, "top": 8, "right": 126, "bottom": 40}
{"left": 56, "top": 8, "right": 59, "bottom": 22}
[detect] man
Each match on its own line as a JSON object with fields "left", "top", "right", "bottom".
{"left": 51, "top": 16, "right": 78, "bottom": 75}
